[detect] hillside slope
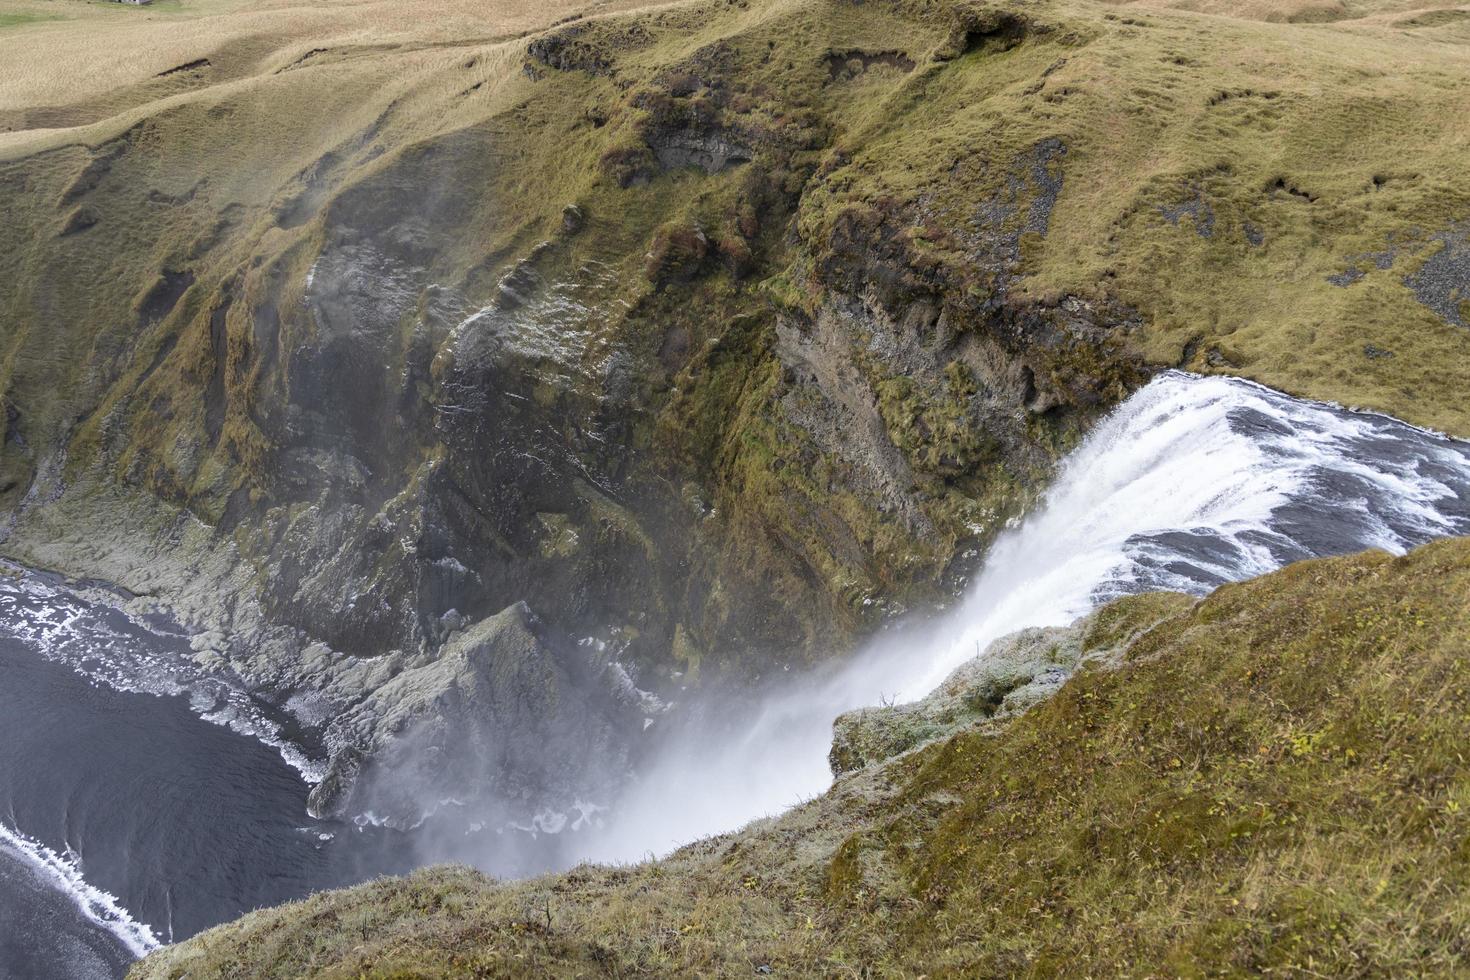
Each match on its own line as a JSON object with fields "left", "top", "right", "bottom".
{"left": 4, "top": 0, "right": 1470, "bottom": 820}
{"left": 134, "top": 537, "right": 1470, "bottom": 977}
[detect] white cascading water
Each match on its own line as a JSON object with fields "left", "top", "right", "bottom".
{"left": 577, "top": 370, "right": 1470, "bottom": 863}
{"left": 4, "top": 368, "right": 1468, "bottom": 943}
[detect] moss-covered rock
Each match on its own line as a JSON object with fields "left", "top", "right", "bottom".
{"left": 132, "top": 538, "right": 1470, "bottom": 978}
{"left": 6, "top": 0, "right": 1470, "bottom": 830}
{"left": 829, "top": 591, "right": 1194, "bottom": 774}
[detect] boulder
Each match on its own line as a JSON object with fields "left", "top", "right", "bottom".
{"left": 829, "top": 623, "right": 1084, "bottom": 776}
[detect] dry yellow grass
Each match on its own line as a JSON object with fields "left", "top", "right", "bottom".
{"left": 0, "top": 0, "right": 665, "bottom": 138}
{"left": 1107, "top": 0, "right": 1470, "bottom": 23}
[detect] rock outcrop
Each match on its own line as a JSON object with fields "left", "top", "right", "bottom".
{"left": 829, "top": 590, "right": 1193, "bottom": 774}
{"left": 307, "top": 602, "right": 639, "bottom": 825}
{"left": 5, "top": 0, "right": 1470, "bottom": 826}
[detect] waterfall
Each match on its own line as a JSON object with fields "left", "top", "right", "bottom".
{"left": 579, "top": 371, "right": 1470, "bottom": 863}
{"left": 6, "top": 369, "right": 1468, "bottom": 929}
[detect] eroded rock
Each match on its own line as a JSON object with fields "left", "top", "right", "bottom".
{"left": 308, "top": 601, "right": 635, "bottom": 825}
{"left": 830, "top": 624, "right": 1084, "bottom": 775}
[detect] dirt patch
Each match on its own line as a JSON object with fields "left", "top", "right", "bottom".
{"left": 527, "top": 22, "right": 656, "bottom": 77}
{"left": 277, "top": 48, "right": 328, "bottom": 73}
{"left": 156, "top": 58, "right": 211, "bottom": 78}
{"left": 824, "top": 49, "right": 915, "bottom": 82}
{"left": 967, "top": 136, "right": 1068, "bottom": 272}
{"left": 1328, "top": 242, "right": 1399, "bottom": 286}
{"left": 57, "top": 131, "right": 135, "bottom": 205}
{"left": 1158, "top": 184, "right": 1215, "bottom": 238}
{"left": 938, "top": 9, "right": 1030, "bottom": 60}
{"left": 1268, "top": 176, "right": 1316, "bottom": 203}
{"left": 136, "top": 270, "right": 196, "bottom": 324}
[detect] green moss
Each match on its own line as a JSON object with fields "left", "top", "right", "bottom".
{"left": 133, "top": 538, "right": 1470, "bottom": 978}
{"left": 0, "top": 12, "right": 59, "bottom": 30}
{"left": 875, "top": 368, "right": 995, "bottom": 476}
{"left": 1081, "top": 589, "right": 1196, "bottom": 654}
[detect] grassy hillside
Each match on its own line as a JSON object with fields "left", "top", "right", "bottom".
{"left": 134, "top": 537, "right": 1470, "bottom": 977}
{"left": 5, "top": 0, "right": 1470, "bottom": 858}
{"left": 4, "top": 0, "right": 1469, "bottom": 663}
{"left": 788, "top": 0, "right": 1470, "bottom": 433}
{"left": 0, "top": 0, "right": 1464, "bottom": 667}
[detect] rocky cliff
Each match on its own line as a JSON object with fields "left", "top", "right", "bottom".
{"left": 133, "top": 537, "right": 1470, "bottom": 976}
{"left": 3, "top": 0, "right": 1470, "bottom": 820}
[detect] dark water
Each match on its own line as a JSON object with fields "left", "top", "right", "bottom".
{"left": 0, "top": 614, "right": 416, "bottom": 979}
{"left": 0, "top": 827, "right": 132, "bottom": 980}
{"left": 0, "top": 567, "right": 589, "bottom": 980}
{"left": 4, "top": 372, "right": 1470, "bottom": 973}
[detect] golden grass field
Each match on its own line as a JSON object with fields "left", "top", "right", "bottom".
{"left": 0, "top": 0, "right": 656, "bottom": 118}
{"left": 4, "top": 0, "right": 1470, "bottom": 442}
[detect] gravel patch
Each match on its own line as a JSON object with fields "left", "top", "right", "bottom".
{"left": 1404, "top": 223, "right": 1470, "bottom": 327}
{"left": 1158, "top": 184, "right": 1215, "bottom": 238}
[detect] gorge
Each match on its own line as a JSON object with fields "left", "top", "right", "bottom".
{"left": 5, "top": 370, "right": 1470, "bottom": 976}
{"left": 2, "top": 0, "right": 1470, "bottom": 974}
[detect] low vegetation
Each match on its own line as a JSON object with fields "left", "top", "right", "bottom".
{"left": 5, "top": 0, "right": 1470, "bottom": 683}
{"left": 5, "top": 2, "right": 1470, "bottom": 966}
{"left": 135, "top": 536, "right": 1470, "bottom": 977}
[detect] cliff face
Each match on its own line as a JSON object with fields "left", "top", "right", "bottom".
{"left": 132, "top": 538, "right": 1470, "bottom": 977}
{"left": 4, "top": 0, "right": 1470, "bottom": 817}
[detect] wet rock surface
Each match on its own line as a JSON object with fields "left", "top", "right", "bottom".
{"left": 308, "top": 602, "right": 637, "bottom": 825}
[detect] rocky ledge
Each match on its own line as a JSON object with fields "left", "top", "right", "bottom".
{"left": 828, "top": 590, "right": 1193, "bottom": 775}
{"left": 132, "top": 539, "right": 1470, "bottom": 977}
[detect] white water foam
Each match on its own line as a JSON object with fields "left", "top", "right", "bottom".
{"left": 0, "top": 821, "right": 160, "bottom": 958}
{"left": 576, "top": 371, "right": 1470, "bottom": 863}
{"left": 0, "top": 570, "right": 326, "bottom": 783}
{"left": 4, "top": 372, "right": 1468, "bottom": 886}
{"left": 503, "top": 799, "right": 609, "bottom": 839}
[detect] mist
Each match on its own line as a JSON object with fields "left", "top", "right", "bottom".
{"left": 392, "top": 369, "right": 1470, "bottom": 871}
